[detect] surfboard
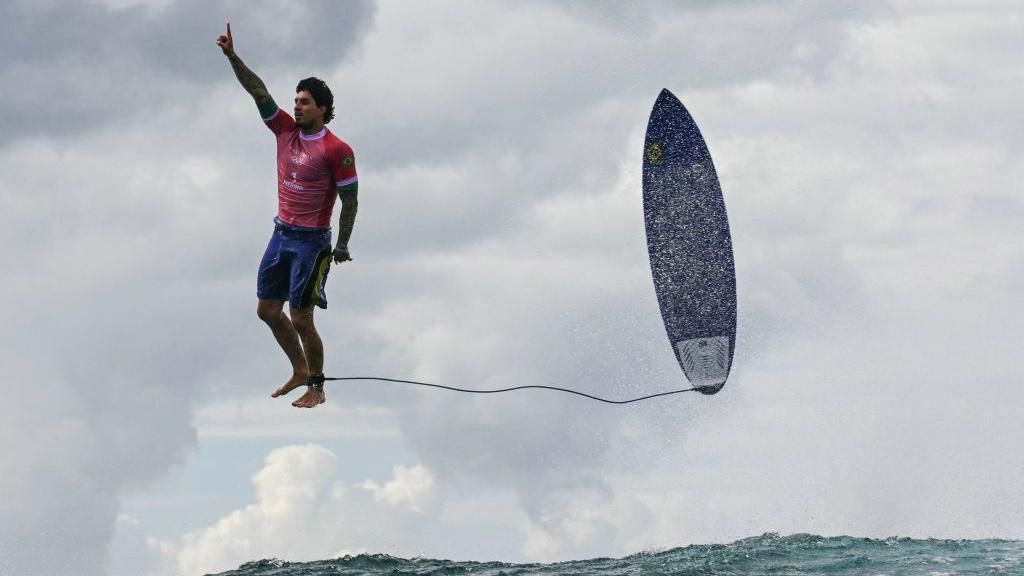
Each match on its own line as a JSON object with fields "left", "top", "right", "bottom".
{"left": 642, "top": 89, "right": 737, "bottom": 394}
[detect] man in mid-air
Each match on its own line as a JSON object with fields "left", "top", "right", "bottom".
{"left": 217, "top": 23, "right": 358, "bottom": 409}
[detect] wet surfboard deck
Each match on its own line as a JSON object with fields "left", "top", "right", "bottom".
{"left": 642, "top": 89, "right": 737, "bottom": 394}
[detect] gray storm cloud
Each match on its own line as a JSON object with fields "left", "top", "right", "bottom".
{"left": 2, "top": 1, "right": 1023, "bottom": 575}
{"left": 0, "top": 0, "right": 372, "bottom": 145}
{"left": 324, "top": 0, "right": 1024, "bottom": 556}
{"left": 0, "top": 2, "right": 372, "bottom": 575}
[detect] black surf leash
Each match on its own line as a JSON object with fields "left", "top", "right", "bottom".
{"left": 307, "top": 375, "right": 701, "bottom": 405}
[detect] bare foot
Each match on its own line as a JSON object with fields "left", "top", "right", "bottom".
{"left": 271, "top": 371, "right": 310, "bottom": 398}
{"left": 292, "top": 386, "right": 325, "bottom": 408}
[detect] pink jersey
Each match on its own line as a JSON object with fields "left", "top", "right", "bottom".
{"left": 264, "top": 108, "right": 358, "bottom": 229}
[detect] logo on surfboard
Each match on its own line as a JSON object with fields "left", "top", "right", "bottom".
{"left": 646, "top": 141, "right": 664, "bottom": 165}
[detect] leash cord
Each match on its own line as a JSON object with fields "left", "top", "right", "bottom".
{"left": 317, "top": 376, "right": 698, "bottom": 405}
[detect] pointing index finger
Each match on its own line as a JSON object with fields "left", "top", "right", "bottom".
{"left": 226, "top": 22, "right": 232, "bottom": 40}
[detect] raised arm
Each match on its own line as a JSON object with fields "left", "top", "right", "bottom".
{"left": 216, "top": 23, "right": 277, "bottom": 116}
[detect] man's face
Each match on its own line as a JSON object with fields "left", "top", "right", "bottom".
{"left": 294, "top": 90, "right": 325, "bottom": 128}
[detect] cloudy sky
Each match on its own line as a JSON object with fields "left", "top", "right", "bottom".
{"left": 2, "top": 1, "right": 1022, "bottom": 575}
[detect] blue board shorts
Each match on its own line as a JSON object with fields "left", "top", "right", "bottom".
{"left": 257, "top": 218, "right": 333, "bottom": 309}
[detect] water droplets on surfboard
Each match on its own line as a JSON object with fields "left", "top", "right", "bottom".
{"left": 642, "top": 89, "right": 737, "bottom": 394}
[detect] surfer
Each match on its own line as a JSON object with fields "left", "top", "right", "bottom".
{"left": 216, "top": 23, "right": 359, "bottom": 408}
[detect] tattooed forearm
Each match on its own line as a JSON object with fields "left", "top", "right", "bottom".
{"left": 227, "top": 53, "right": 272, "bottom": 106}
{"left": 337, "top": 197, "right": 358, "bottom": 248}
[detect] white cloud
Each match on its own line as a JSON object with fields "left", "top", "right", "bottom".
{"left": 361, "top": 464, "right": 436, "bottom": 512}
{"left": 325, "top": 0, "right": 1023, "bottom": 560}
{"left": 175, "top": 445, "right": 340, "bottom": 575}
{"left": 109, "top": 514, "right": 177, "bottom": 576}
{"left": 0, "top": 4, "right": 373, "bottom": 571}
{"left": 174, "top": 445, "right": 442, "bottom": 575}
{"left": 2, "top": 0, "right": 1023, "bottom": 574}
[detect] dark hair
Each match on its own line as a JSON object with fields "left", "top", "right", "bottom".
{"left": 296, "top": 77, "right": 335, "bottom": 124}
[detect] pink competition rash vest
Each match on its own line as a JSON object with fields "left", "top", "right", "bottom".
{"left": 264, "top": 108, "right": 358, "bottom": 229}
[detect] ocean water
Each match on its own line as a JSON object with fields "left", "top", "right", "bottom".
{"left": 214, "top": 533, "right": 1024, "bottom": 576}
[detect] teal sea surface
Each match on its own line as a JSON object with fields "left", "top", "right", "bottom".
{"left": 214, "top": 533, "right": 1023, "bottom": 575}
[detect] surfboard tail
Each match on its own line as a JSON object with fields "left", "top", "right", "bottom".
{"left": 675, "top": 336, "right": 731, "bottom": 389}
